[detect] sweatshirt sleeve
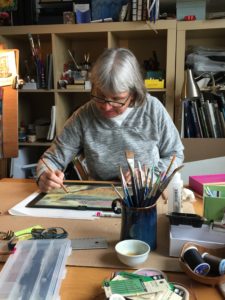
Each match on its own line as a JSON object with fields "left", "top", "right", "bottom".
{"left": 154, "top": 98, "right": 184, "bottom": 173}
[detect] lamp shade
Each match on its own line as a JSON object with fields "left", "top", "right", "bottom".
{"left": 181, "top": 68, "right": 201, "bottom": 99}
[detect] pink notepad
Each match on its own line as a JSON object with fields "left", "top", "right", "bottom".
{"left": 189, "top": 174, "right": 225, "bottom": 196}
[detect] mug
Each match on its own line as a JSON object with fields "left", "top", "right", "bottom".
{"left": 112, "top": 199, "right": 157, "bottom": 250}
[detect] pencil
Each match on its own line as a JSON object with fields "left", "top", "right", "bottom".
{"left": 41, "top": 158, "right": 69, "bottom": 193}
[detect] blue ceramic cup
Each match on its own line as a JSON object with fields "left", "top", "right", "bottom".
{"left": 119, "top": 201, "right": 157, "bottom": 250}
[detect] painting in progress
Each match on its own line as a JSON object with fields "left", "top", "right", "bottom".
{"left": 26, "top": 182, "right": 123, "bottom": 211}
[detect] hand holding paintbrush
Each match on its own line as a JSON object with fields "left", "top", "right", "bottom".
{"left": 39, "top": 158, "right": 69, "bottom": 193}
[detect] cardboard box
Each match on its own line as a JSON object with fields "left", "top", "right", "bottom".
{"left": 144, "top": 79, "right": 164, "bottom": 89}
{"left": 189, "top": 174, "right": 225, "bottom": 196}
{"left": 169, "top": 224, "right": 225, "bottom": 257}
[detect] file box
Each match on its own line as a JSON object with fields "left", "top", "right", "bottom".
{"left": 0, "top": 239, "right": 71, "bottom": 300}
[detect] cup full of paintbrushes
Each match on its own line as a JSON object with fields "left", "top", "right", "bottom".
{"left": 112, "top": 151, "right": 184, "bottom": 251}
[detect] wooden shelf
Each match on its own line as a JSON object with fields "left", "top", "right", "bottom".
{"left": 0, "top": 21, "right": 177, "bottom": 177}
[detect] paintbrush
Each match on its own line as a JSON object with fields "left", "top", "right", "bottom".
{"left": 111, "top": 184, "right": 123, "bottom": 200}
{"left": 125, "top": 150, "right": 135, "bottom": 175}
{"left": 155, "top": 164, "right": 184, "bottom": 201}
{"left": 125, "top": 150, "right": 139, "bottom": 207}
{"left": 41, "top": 158, "right": 69, "bottom": 193}
{"left": 119, "top": 167, "right": 132, "bottom": 207}
{"left": 161, "top": 154, "right": 176, "bottom": 181}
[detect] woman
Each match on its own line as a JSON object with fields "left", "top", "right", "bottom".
{"left": 37, "top": 48, "right": 184, "bottom": 192}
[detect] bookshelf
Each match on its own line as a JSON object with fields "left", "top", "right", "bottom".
{"left": 0, "top": 21, "right": 177, "bottom": 177}
{"left": 175, "top": 19, "right": 225, "bottom": 162}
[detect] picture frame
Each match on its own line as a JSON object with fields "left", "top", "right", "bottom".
{"left": 0, "top": 49, "right": 18, "bottom": 87}
{"left": 26, "top": 181, "right": 122, "bottom": 211}
{"left": 0, "top": 0, "right": 17, "bottom": 11}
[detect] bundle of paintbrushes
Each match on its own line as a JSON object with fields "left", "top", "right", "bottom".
{"left": 117, "top": 151, "right": 183, "bottom": 208}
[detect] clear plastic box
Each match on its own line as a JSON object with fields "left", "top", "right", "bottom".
{"left": 0, "top": 239, "right": 71, "bottom": 300}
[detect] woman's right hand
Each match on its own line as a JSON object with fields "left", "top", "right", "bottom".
{"left": 37, "top": 169, "right": 65, "bottom": 193}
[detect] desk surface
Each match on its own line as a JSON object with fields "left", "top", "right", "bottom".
{"left": 0, "top": 178, "right": 223, "bottom": 300}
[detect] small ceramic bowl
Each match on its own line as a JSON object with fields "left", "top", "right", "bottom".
{"left": 115, "top": 239, "right": 150, "bottom": 267}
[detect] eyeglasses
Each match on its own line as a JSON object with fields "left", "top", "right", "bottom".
{"left": 91, "top": 94, "right": 130, "bottom": 107}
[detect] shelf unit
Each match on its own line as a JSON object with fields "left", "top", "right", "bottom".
{"left": 175, "top": 19, "right": 225, "bottom": 162}
{"left": 0, "top": 21, "right": 177, "bottom": 177}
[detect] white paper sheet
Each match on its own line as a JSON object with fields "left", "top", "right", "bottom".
{"left": 8, "top": 192, "right": 98, "bottom": 220}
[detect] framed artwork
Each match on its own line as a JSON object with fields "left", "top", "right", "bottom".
{"left": 0, "top": 49, "right": 18, "bottom": 87}
{"left": 0, "top": 0, "right": 17, "bottom": 11}
{"left": 26, "top": 182, "right": 123, "bottom": 211}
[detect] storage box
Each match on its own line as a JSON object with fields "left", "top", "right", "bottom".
{"left": 0, "top": 239, "right": 71, "bottom": 299}
{"left": 203, "top": 184, "right": 225, "bottom": 222}
{"left": 176, "top": 0, "right": 206, "bottom": 20}
{"left": 189, "top": 174, "right": 225, "bottom": 196}
{"left": 144, "top": 79, "right": 164, "bottom": 89}
{"left": 169, "top": 224, "right": 225, "bottom": 257}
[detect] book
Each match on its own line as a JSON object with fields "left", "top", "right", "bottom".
{"left": 196, "top": 97, "right": 209, "bottom": 138}
{"left": 218, "top": 110, "right": 225, "bottom": 137}
{"left": 47, "top": 53, "right": 53, "bottom": 90}
{"left": 207, "top": 101, "right": 218, "bottom": 138}
{"left": 204, "top": 100, "right": 216, "bottom": 138}
{"left": 191, "top": 100, "right": 203, "bottom": 138}
{"left": 132, "top": 0, "right": 137, "bottom": 21}
{"left": 125, "top": 0, "right": 132, "bottom": 21}
{"left": 142, "top": 0, "right": 147, "bottom": 20}
{"left": 66, "top": 84, "right": 85, "bottom": 90}
{"left": 212, "top": 101, "right": 224, "bottom": 138}
{"left": 183, "top": 100, "right": 195, "bottom": 138}
{"left": 47, "top": 105, "right": 56, "bottom": 141}
{"left": 189, "top": 100, "right": 202, "bottom": 138}
{"left": 137, "top": 0, "right": 142, "bottom": 20}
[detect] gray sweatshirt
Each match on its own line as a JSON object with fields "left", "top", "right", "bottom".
{"left": 37, "top": 94, "right": 184, "bottom": 180}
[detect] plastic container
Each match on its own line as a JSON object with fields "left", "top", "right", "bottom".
{"left": 0, "top": 239, "right": 71, "bottom": 300}
{"left": 167, "top": 172, "right": 183, "bottom": 214}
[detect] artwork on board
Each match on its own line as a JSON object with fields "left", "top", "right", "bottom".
{"left": 0, "top": 0, "right": 17, "bottom": 11}
{"left": 26, "top": 182, "right": 123, "bottom": 211}
{"left": 0, "top": 50, "right": 17, "bottom": 87}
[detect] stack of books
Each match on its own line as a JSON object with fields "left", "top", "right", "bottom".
{"left": 67, "top": 79, "right": 85, "bottom": 91}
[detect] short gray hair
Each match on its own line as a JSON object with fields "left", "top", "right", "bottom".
{"left": 90, "top": 48, "right": 147, "bottom": 106}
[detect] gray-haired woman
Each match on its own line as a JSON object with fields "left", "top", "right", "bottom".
{"left": 37, "top": 48, "right": 183, "bottom": 192}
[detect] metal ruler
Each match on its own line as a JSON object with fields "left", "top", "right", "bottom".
{"left": 71, "top": 237, "right": 108, "bottom": 250}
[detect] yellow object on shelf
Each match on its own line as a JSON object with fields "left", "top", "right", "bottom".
{"left": 145, "top": 79, "right": 164, "bottom": 89}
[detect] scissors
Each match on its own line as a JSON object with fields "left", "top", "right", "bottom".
{"left": 111, "top": 199, "right": 122, "bottom": 214}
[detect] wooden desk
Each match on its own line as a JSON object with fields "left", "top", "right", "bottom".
{"left": 0, "top": 178, "right": 223, "bottom": 300}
